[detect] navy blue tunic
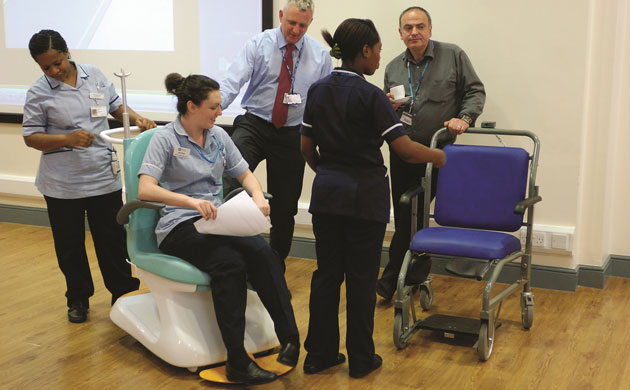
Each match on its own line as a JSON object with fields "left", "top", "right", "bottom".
{"left": 300, "top": 68, "right": 406, "bottom": 223}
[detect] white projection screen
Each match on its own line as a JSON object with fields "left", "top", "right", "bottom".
{"left": 0, "top": 0, "right": 271, "bottom": 122}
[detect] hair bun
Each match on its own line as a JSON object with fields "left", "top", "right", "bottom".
{"left": 164, "top": 72, "right": 184, "bottom": 94}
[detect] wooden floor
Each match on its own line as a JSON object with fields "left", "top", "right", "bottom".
{"left": 2, "top": 222, "right": 630, "bottom": 390}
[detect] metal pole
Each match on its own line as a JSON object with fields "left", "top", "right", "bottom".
{"left": 114, "top": 68, "right": 132, "bottom": 139}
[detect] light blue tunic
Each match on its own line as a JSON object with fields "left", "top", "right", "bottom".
{"left": 22, "top": 61, "right": 123, "bottom": 199}
{"left": 138, "top": 117, "right": 249, "bottom": 245}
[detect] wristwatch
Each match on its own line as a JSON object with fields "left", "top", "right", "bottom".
{"left": 459, "top": 113, "right": 473, "bottom": 125}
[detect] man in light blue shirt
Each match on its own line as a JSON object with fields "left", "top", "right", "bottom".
{"left": 221, "top": 0, "right": 332, "bottom": 270}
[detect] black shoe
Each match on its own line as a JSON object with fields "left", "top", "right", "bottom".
{"left": 303, "top": 353, "right": 346, "bottom": 374}
{"left": 277, "top": 342, "right": 300, "bottom": 367}
{"left": 225, "top": 361, "right": 277, "bottom": 384}
{"left": 67, "top": 303, "right": 88, "bottom": 323}
{"left": 376, "top": 278, "right": 395, "bottom": 301}
{"left": 405, "top": 255, "right": 432, "bottom": 286}
{"left": 349, "top": 354, "right": 382, "bottom": 378}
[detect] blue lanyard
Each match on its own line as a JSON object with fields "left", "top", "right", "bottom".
{"left": 174, "top": 129, "right": 225, "bottom": 165}
{"left": 407, "top": 41, "right": 434, "bottom": 106}
{"left": 282, "top": 44, "right": 303, "bottom": 94}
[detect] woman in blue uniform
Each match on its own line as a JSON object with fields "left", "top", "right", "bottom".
{"left": 137, "top": 73, "right": 299, "bottom": 385}
{"left": 22, "top": 30, "right": 156, "bottom": 323}
{"left": 300, "top": 19, "right": 446, "bottom": 378}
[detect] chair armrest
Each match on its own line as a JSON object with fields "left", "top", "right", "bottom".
{"left": 514, "top": 195, "right": 542, "bottom": 215}
{"left": 224, "top": 187, "right": 273, "bottom": 202}
{"left": 399, "top": 185, "right": 424, "bottom": 207}
{"left": 116, "top": 199, "right": 166, "bottom": 225}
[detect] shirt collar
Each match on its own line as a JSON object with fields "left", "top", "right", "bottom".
{"left": 332, "top": 67, "right": 365, "bottom": 79}
{"left": 275, "top": 27, "right": 305, "bottom": 52}
{"left": 403, "top": 40, "right": 435, "bottom": 65}
{"left": 44, "top": 60, "right": 88, "bottom": 89}
{"left": 173, "top": 115, "right": 213, "bottom": 145}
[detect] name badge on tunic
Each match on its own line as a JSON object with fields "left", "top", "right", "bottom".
{"left": 90, "top": 92, "right": 105, "bottom": 100}
{"left": 111, "top": 150, "right": 120, "bottom": 175}
{"left": 173, "top": 147, "right": 190, "bottom": 158}
{"left": 91, "top": 105, "right": 108, "bottom": 118}
{"left": 401, "top": 111, "right": 413, "bottom": 126}
{"left": 283, "top": 93, "right": 302, "bottom": 105}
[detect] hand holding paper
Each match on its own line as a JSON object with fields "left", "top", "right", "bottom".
{"left": 193, "top": 191, "right": 271, "bottom": 236}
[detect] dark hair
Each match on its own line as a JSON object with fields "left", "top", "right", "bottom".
{"left": 28, "top": 29, "right": 68, "bottom": 61}
{"left": 165, "top": 73, "right": 220, "bottom": 115}
{"left": 321, "top": 18, "right": 380, "bottom": 62}
{"left": 399, "top": 6, "right": 432, "bottom": 27}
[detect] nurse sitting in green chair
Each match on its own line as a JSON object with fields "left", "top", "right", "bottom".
{"left": 137, "top": 73, "right": 299, "bottom": 385}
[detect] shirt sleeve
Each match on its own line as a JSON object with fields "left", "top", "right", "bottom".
{"left": 371, "top": 87, "right": 406, "bottom": 144}
{"left": 456, "top": 50, "right": 485, "bottom": 122}
{"left": 138, "top": 131, "right": 170, "bottom": 181}
{"left": 319, "top": 51, "right": 333, "bottom": 80}
{"left": 22, "top": 87, "right": 47, "bottom": 136}
{"left": 220, "top": 38, "right": 257, "bottom": 109}
{"left": 300, "top": 84, "right": 315, "bottom": 138}
{"left": 383, "top": 64, "right": 391, "bottom": 94}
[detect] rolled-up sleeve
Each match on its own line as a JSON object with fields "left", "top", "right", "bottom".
{"left": 457, "top": 50, "right": 485, "bottom": 122}
{"left": 220, "top": 39, "right": 257, "bottom": 109}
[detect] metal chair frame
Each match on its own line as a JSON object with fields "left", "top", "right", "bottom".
{"left": 393, "top": 127, "right": 541, "bottom": 360}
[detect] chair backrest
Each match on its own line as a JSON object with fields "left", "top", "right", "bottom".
{"left": 433, "top": 144, "right": 529, "bottom": 232}
{"left": 122, "top": 128, "right": 211, "bottom": 287}
{"left": 123, "top": 129, "right": 161, "bottom": 256}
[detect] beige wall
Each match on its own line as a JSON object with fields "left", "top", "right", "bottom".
{"left": 2, "top": 0, "right": 629, "bottom": 269}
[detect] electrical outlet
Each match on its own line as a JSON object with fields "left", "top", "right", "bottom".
{"left": 532, "top": 231, "right": 546, "bottom": 247}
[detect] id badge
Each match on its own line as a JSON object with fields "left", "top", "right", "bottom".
{"left": 401, "top": 111, "right": 413, "bottom": 126}
{"left": 111, "top": 150, "right": 121, "bottom": 175}
{"left": 91, "top": 105, "right": 108, "bottom": 118}
{"left": 173, "top": 146, "right": 190, "bottom": 158}
{"left": 283, "top": 93, "right": 302, "bottom": 105}
{"left": 90, "top": 92, "right": 105, "bottom": 100}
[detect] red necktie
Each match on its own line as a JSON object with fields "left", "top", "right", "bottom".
{"left": 271, "top": 43, "right": 295, "bottom": 129}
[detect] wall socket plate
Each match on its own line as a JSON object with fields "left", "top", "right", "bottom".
{"left": 532, "top": 231, "right": 546, "bottom": 247}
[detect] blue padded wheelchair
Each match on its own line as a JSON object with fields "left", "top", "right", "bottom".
{"left": 392, "top": 127, "right": 541, "bottom": 361}
{"left": 102, "top": 128, "right": 279, "bottom": 371}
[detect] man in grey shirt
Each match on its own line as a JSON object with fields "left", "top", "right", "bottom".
{"left": 377, "top": 6, "right": 486, "bottom": 301}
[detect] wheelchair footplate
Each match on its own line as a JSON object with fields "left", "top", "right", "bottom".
{"left": 418, "top": 314, "right": 501, "bottom": 338}
{"left": 199, "top": 353, "right": 294, "bottom": 383}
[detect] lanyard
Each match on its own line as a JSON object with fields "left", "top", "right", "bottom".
{"left": 281, "top": 43, "right": 303, "bottom": 93}
{"left": 407, "top": 41, "right": 434, "bottom": 107}
{"left": 174, "top": 128, "right": 225, "bottom": 165}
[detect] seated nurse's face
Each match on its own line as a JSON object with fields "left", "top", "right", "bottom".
{"left": 35, "top": 49, "right": 72, "bottom": 82}
{"left": 191, "top": 90, "right": 223, "bottom": 129}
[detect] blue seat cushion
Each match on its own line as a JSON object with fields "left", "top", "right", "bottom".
{"left": 410, "top": 227, "right": 522, "bottom": 260}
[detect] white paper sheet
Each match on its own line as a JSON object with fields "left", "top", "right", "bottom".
{"left": 193, "top": 191, "right": 271, "bottom": 236}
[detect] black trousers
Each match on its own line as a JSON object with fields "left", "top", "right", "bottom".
{"left": 44, "top": 190, "right": 139, "bottom": 307}
{"left": 305, "top": 213, "right": 386, "bottom": 374}
{"left": 223, "top": 113, "right": 305, "bottom": 267}
{"left": 159, "top": 217, "right": 299, "bottom": 354}
{"left": 380, "top": 150, "right": 438, "bottom": 284}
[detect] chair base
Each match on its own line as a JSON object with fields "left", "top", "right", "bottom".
{"left": 199, "top": 353, "right": 294, "bottom": 383}
{"left": 110, "top": 267, "right": 279, "bottom": 370}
